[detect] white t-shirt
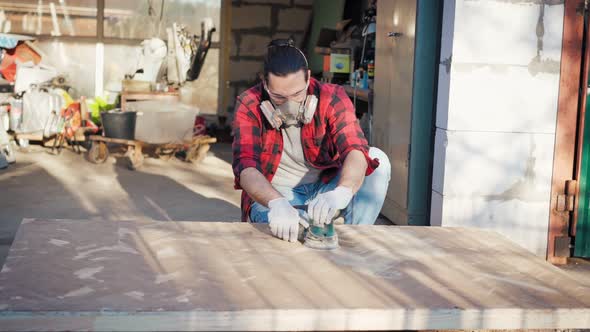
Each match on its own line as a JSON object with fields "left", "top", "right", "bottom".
{"left": 271, "top": 126, "right": 321, "bottom": 188}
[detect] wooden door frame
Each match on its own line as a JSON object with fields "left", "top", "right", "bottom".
{"left": 217, "top": 0, "right": 232, "bottom": 120}
{"left": 573, "top": 3, "right": 590, "bottom": 240}
{"left": 547, "top": 0, "right": 586, "bottom": 264}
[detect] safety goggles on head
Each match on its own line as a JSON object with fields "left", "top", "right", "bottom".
{"left": 265, "top": 83, "right": 308, "bottom": 105}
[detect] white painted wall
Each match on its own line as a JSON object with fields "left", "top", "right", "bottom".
{"left": 431, "top": 1, "right": 565, "bottom": 257}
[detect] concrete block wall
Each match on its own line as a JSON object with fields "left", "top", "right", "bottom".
{"left": 431, "top": 1, "right": 565, "bottom": 257}
{"left": 227, "top": 0, "right": 313, "bottom": 114}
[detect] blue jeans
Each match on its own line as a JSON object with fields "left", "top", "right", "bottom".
{"left": 250, "top": 147, "right": 391, "bottom": 225}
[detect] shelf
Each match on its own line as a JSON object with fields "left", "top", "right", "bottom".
{"left": 342, "top": 85, "right": 373, "bottom": 103}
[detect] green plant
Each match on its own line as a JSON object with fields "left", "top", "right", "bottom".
{"left": 88, "top": 96, "right": 116, "bottom": 125}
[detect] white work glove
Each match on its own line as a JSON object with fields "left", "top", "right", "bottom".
{"left": 308, "top": 186, "right": 354, "bottom": 226}
{"left": 268, "top": 197, "right": 301, "bottom": 242}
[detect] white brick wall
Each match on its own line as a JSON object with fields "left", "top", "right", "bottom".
{"left": 440, "top": 65, "right": 560, "bottom": 133}
{"left": 432, "top": 1, "right": 565, "bottom": 257}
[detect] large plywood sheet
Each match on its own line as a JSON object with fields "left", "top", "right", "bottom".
{"left": 0, "top": 219, "right": 589, "bottom": 331}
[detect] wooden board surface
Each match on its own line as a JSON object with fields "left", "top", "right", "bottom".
{"left": 0, "top": 219, "right": 589, "bottom": 331}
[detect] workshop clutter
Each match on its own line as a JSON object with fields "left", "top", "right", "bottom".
{"left": 49, "top": 101, "right": 99, "bottom": 155}
{"left": 0, "top": 34, "right": 94, "bottom": 165}
{"left": 7, "top": 98, "right": 21, "bottom": 131}
{"left": 9, "top": 82, "right": 97, "bottom": 140}
{"left": 20, "top": 86, "right": 64, "bottom": 135}
{"left": 0, "top": 40, "right": 42, "bottom": 83}
{"left": 81, "top": 20, "right": 218, "bottom": 170}
{"left": 15, "top": 63, "right": 57, "bottom": 94}
{"left": 133, "top": 38, "right": 167, "bottom": 83}
{"left": 87, "top": 96, "right": 116, "bottom": 125}
{"left": 0, "top": 106, "right": 13, "bottom": 169}
{"left": 0, "top": 19, "right": 217, "bottom": 170}
{"left": 316, "top": 5, "right": 376, "bottom": 90}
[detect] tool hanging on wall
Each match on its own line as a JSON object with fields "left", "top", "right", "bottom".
{"left": 186, "top": 19, "right": 216, "bottom": 81}
{"left": 166, "top": 19, "right": 216, "bottom": 85}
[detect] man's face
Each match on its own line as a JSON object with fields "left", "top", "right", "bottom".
{"left": 265, "top": 69, "right": 309, "bottom": 105}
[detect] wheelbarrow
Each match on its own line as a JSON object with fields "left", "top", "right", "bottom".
{"left": 86, "top": 134, "right": 217, "bottom": 170}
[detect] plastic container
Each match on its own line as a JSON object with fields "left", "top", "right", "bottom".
{"left": 0, "top": 106, "right": 9, "bottom": 131}
{"left": 101, "top": 110, "right": 137, "bottom": 140}
{"left": 9, "top": 99, "right": 22, "bottom": 132}
{"left": 128, "top": 101, "right": 199, "bottom": 144}
{"left": 21, "top": 89, "right": 64, "bottom": 134}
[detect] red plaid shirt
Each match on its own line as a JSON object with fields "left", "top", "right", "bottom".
{"left": 232, "top": 77, "right": 380, "bottom": 222}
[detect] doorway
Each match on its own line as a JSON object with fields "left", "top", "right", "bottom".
{"left": 549, "top": 0, "right": 590, "bottom": 262}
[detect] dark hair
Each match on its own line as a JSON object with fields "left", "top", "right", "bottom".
{"left": 263, "top": 38, "right": 309, "bottom": 81}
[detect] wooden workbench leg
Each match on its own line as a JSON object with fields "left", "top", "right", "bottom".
{"left": 126, "top": 144, "right": 144, "bottom": 170}
{"left": 190, "top": 143, "right": 210, "bottom": 163}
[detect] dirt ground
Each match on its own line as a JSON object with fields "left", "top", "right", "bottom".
{"left": 0, "top": 142, "right": 241, "bottom": 265}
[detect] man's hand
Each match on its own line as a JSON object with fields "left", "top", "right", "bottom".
{"left": 268, "top": 197, "right": 301, "bottom": 242}
{"left": 308, "top": 186, "right": 353, "bottom": 226}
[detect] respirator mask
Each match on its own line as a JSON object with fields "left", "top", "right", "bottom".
{"left": 260, "top": 82, "right": 318, "bottom": 129}
{"left": 259, "top": 39, "right": 318, "bottom": 130}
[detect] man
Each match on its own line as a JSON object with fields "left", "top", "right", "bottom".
{"left": 232, "top": 38, "right": 391, "bottom": 242}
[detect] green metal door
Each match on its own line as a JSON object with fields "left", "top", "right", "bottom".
{"left": 575, "top": 89, "right": 590, "bottom": 257}
{"left": 407, "top": 0, "right": 443, "bottom": 225}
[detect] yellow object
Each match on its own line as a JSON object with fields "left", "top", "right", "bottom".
{"left": 330, "top": 53, "right": 351, "bottom": 73}
{"left": 54, "top": 88, "right": 74, "bottom": 107}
